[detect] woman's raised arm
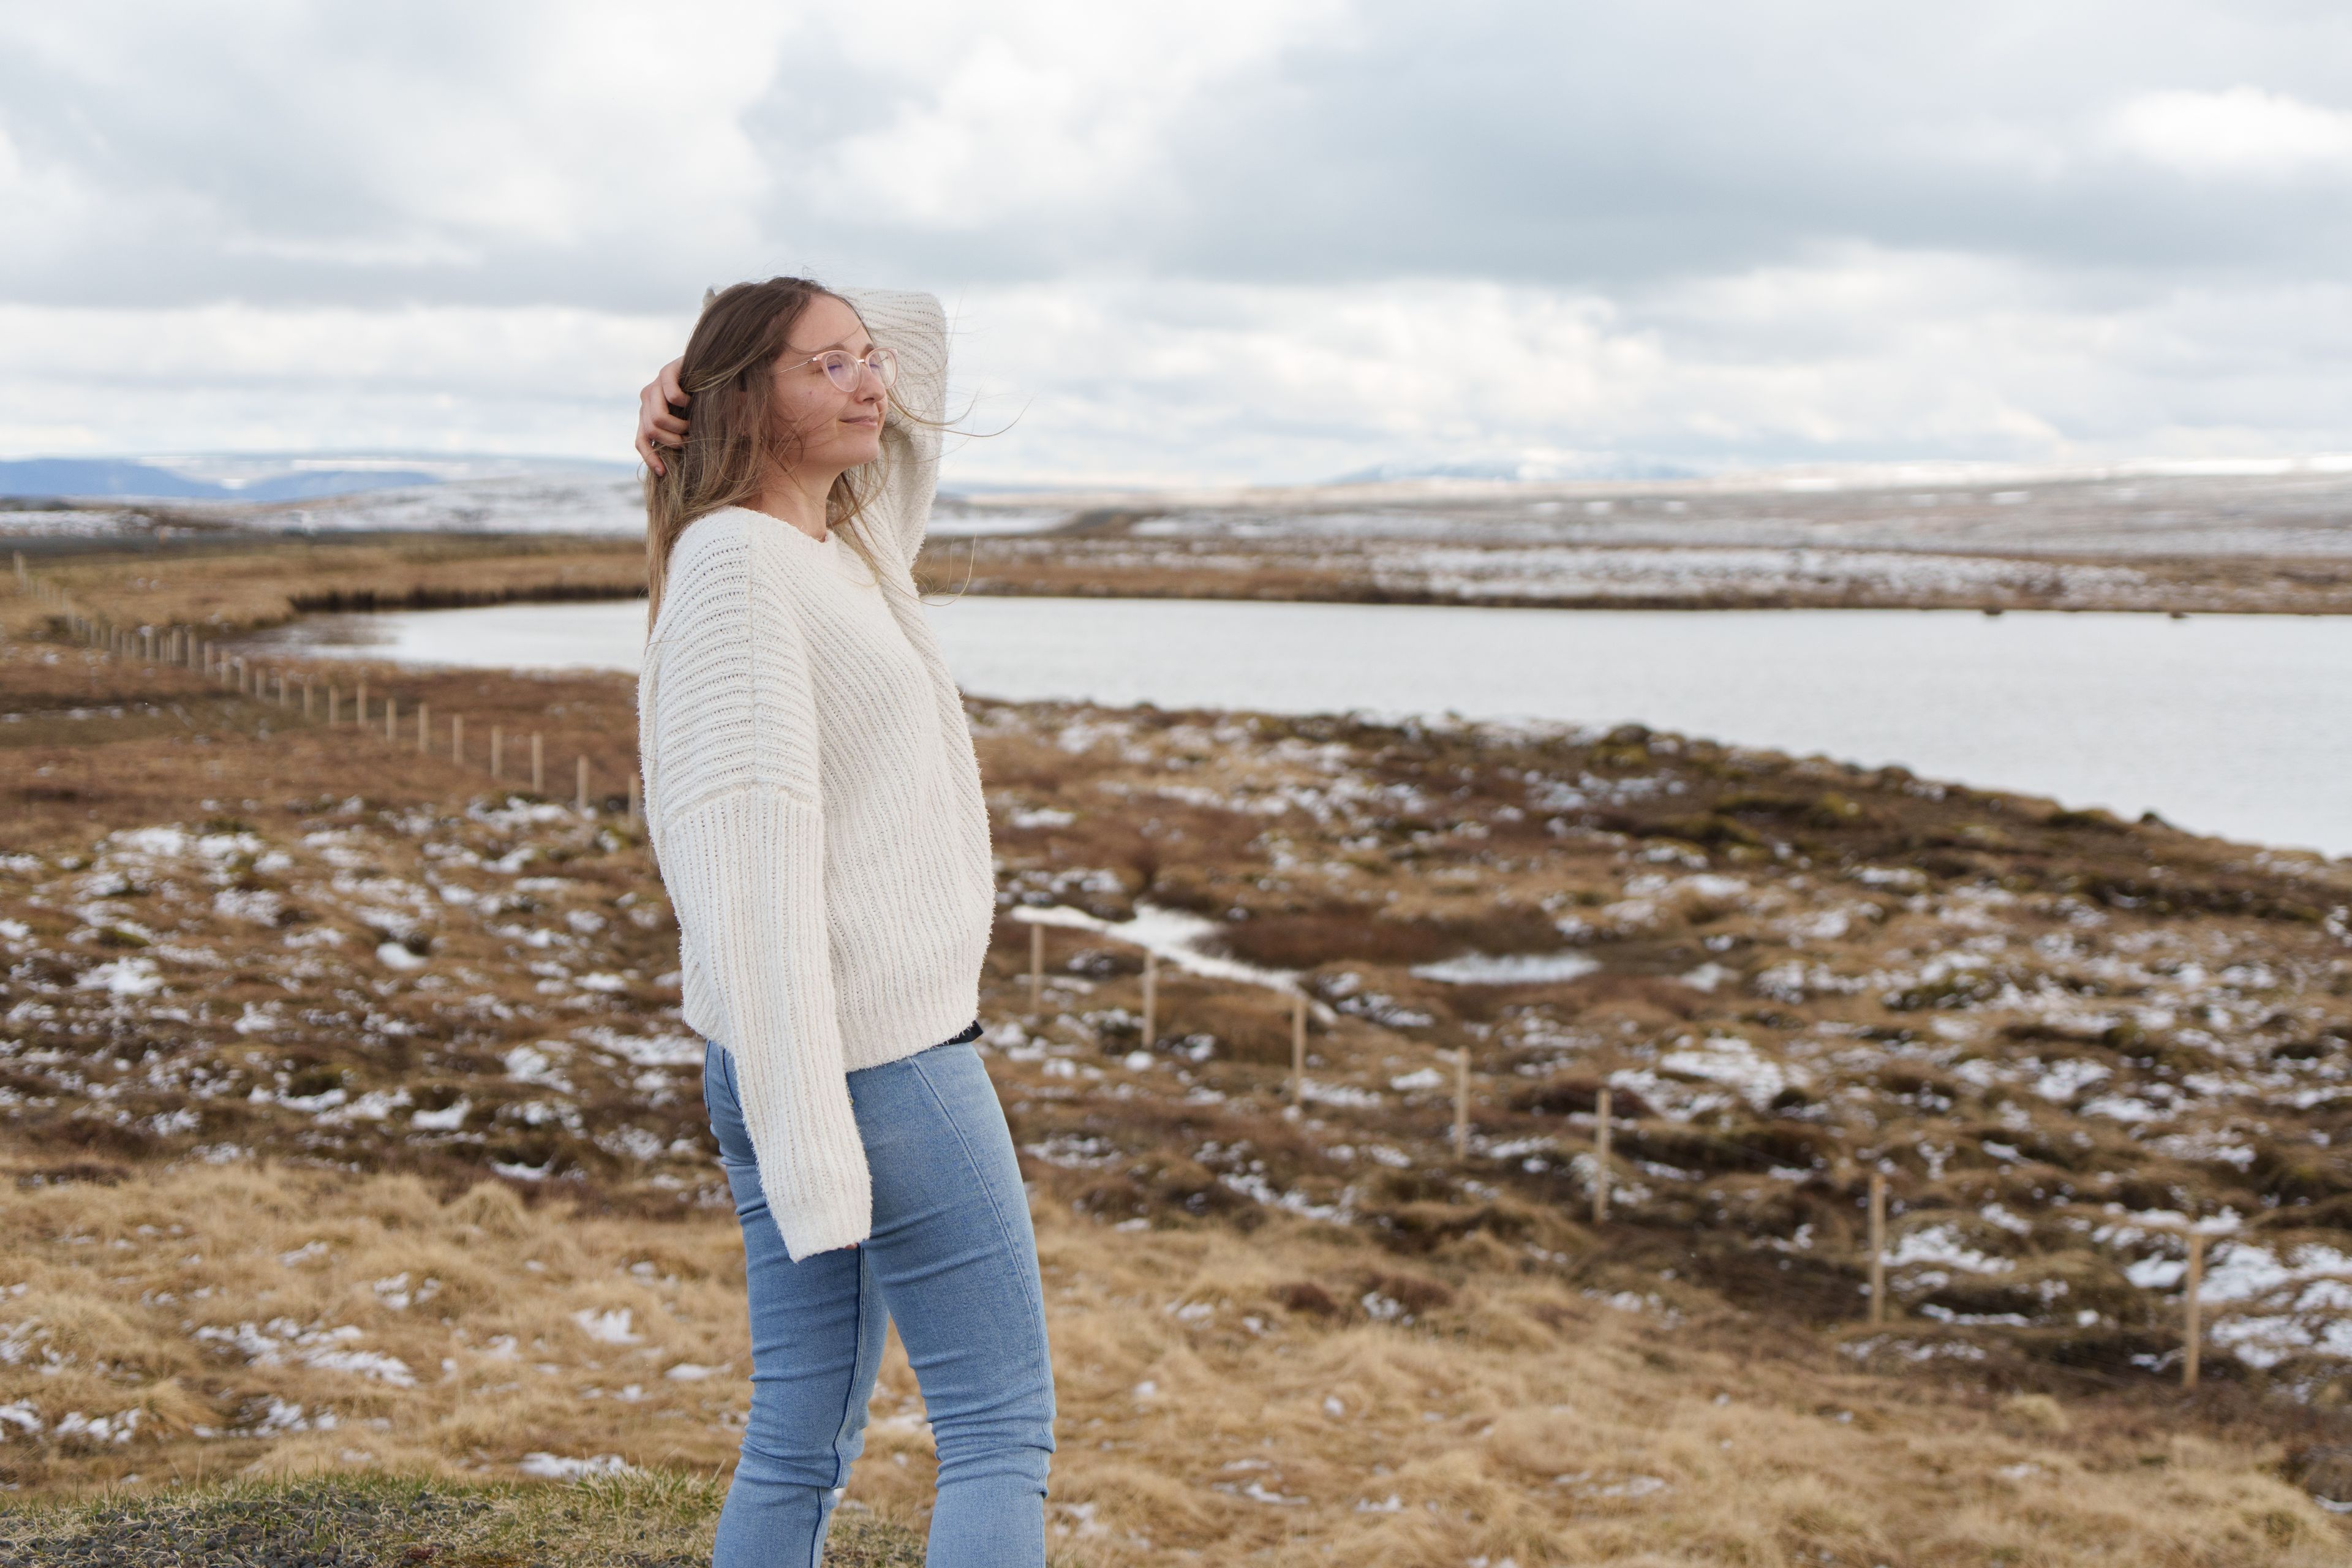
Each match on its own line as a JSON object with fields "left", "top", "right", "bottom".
{"left": 835, "top": 287, "right": 949, "bottom": 571}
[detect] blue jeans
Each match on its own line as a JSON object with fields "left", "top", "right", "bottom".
{"left": 701, "top": 1021, "right": 1057, "bottom": 1567}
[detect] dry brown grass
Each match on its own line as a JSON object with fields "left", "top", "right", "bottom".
{"left": 919, "top": 533, "right": 2352, "bottom": 615}
{"left": 3, "top": 528, "right": 644, "bottom": 645}
{"left": 11, "top": 504, "right": 2352, "bottom": 639}
{"left": 2, "top": 1156, "right": 2345, "bottom": 1565}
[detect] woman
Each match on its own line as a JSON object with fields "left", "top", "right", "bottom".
{"left": 632, "top": 277, "right": 1055, "bottom": 1567}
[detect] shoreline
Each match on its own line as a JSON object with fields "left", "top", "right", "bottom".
{"left": 6, "top": 526, "right": 2350, "bottom": 643}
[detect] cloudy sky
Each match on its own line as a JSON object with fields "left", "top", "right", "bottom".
{"left": 4, "top": 0, "right": 2351, "bottom": 486}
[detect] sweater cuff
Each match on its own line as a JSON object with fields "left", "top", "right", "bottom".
{"left": 766, "top": 1152, "right": 872, "bottom": 1261}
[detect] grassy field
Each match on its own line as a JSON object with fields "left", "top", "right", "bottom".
{"left": 2, "top": 527, "right": 647, "bottom": 648}
{"left": 2, "top": 542, "right": 2350, "bottom": 1563}
{"left": 10, "top": 491, "right": 2351, "bottom": 632}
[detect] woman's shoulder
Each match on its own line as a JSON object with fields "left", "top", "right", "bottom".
{"left": 673, "top": 505, "right": 756, "bottom": 565}
{"left": 650, "top": 509, "right": 758, "bottom": 637}
{"left": 657, "top": 508, "right": 833, "bottom": 639}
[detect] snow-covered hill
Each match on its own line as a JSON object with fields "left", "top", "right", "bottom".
{"left": 7, "top": 454, "right": 2350, "bottom": 559}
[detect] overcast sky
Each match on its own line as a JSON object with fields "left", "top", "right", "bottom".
{"left": 5, "top": 0, "right": 2351, "bottom": 486}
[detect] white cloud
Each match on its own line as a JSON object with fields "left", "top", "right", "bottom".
{"left": 801, "top": 0, "right": 1348, "bottom": 229}
{"left": 4, "top": 3, "right": 2352, "bottom": 475}
{"left": 11, "top": 251, "right": 2352, "bottom": 481}
{"left": 0, "top": 301, "right": 679, "bottom": 457}
{"left": 1, "top": 0, "right": 789, "bottom": 291}
{"left": 943, "top": 253, "right": 2352, "bottom": 484}
{"left": 2103, "top": 86, "right": 2352, "bottom": 178}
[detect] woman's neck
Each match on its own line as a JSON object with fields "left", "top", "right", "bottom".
{"left": 749, "top": 466, "right": 840, "bottom": 543}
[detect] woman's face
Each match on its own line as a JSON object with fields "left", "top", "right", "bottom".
{"left": 770, "top": 292, "right": 885, "bottom": 475}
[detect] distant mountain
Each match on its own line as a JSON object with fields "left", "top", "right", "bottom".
{"left": 0, "top": 458, "right": 227, "bottom": 500}
{"left": 236, "top": 470, "right": 443, "bottom": 501}
{"left": 0, "top": 458, "right": 442, "bottom": 503}
{"left": 1323, "top": 456, "right": 1711, "bottom": 484}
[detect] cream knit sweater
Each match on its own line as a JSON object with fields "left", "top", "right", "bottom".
{"left": 636, "top": 288, "right": 997, "bottom": 1261}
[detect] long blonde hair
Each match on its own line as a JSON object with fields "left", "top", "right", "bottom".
{"left": 641, "top": 276, "right": 945, "bottom": 632}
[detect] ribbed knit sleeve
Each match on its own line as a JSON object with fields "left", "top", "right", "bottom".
{"left": 647, "top": 521, "right": 871, "bottom": 1261}
{"left": 835, "top": 287, "right": 948, "bottom": 572}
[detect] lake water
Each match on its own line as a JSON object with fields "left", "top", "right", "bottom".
{"left": 238, "top": 598, "right": 2352, "bottom": 858}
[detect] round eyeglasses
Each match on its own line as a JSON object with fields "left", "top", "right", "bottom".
{"left": 783, "top": 345, "right": 899, "bottom": 394}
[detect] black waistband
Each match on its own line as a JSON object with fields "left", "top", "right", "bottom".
{"left": 710, "top": 1017, "right": 984, "bottom": 1061}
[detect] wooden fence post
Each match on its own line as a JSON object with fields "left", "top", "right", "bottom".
{"left": 1028, "top": 921, "right": 1044, "bottom": 1014}
{"left": 2184, "top": 1231, "right": 2205, "bottom": 1389}
{"left": 576, "top": 755, "right": 589, "bottom": 813}
{"left": 491, "top": 725, "right": 503, "bottom": 779}
{"left": 1868, "top": 1171, "right": 1888, "bottom": 1325}
{"left": 1452, "top": 1046, "right": 1470, "bottom": 1161}
{"left": 385, "top": 695, "right": 397, "bottom": 741}
{"left": 1593, "top": 1087, "right": 1613, "bottom": 1226}
{"left": 451, "top": 714, "right": 464, "bottom": 765}
{"left": 530, "top": 733, "right": 543, "bottom": 793}
{"left": 326, "top": 683, "right": 338, "bottom": 726}
{"left": 1291, "top": 991, "right": 1305, "bottom": 1102}
{"left": 626, "top": 769, "right": 639, "bottom": 825}
{"left": 357, "top": 678, "right": 368, "bottom": 727}
{"left": 1140, "top": 949, "right": 1156, "bottom": 1049}
{"left": 417, "top": 701, "right": 429, "bottom": 752}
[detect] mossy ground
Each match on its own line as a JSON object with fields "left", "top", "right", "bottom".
{"left": 0, "top": 1470, "right": 924, "bottom": 1567}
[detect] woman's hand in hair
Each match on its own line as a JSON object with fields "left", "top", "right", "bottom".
{"left": 636, "top": 357, "right": 689, "bottom": 476}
